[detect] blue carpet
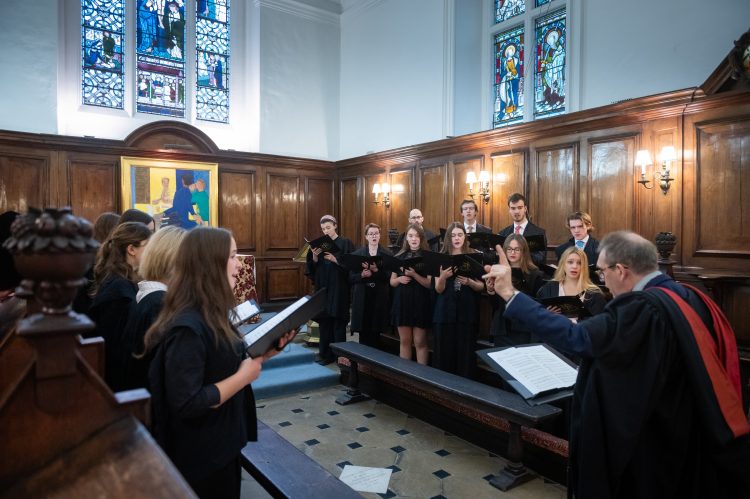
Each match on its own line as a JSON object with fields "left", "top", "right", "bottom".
{"left": 254, "top": 344, "right": 339, "bottom": 400}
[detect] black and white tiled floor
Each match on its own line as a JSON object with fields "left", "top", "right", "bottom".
{"left": 247, "top": 384, "right": 566, "bottom": 499}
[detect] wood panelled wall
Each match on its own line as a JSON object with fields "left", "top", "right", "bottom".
{"left": 0, "top": 124, "right": 333, "bottom": 306}
{"left": 335, "top": 87, "right": 750, "bottom": 356}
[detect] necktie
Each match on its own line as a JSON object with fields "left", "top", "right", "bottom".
{"left": 576, "top": 240, "right": 585, "bottom": 249}
{"left": 467, "top": 226, "right": 474, "bottom": 233}
{"left": 514, "top": 225, "right": 521, "bottom": 235}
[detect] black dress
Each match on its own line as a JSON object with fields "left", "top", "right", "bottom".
{"left": 88, "top": 274, "right": 137, "bottom": 391}
{"left": 536, "top": 280, "right": 607, "bottom": 316}
{"left": 305, "top": 236, "right": 354, "bottom": 361}
{"left": 490, "top": 268, "right": 545, "bottom": 346}
{"left": 349, "top": 245, "right": 392, "bottom": 348}
{"left": 432, "top": 274, "right": 481, "bottom": 378}
{"left": 390, "top": 250, "right": 432, "bottom": 329}
{"left": 120, "top": 286, "right": 165, "bottom": 390}
{"left": 149, "top": 309, "right": 256, "bottom": 499}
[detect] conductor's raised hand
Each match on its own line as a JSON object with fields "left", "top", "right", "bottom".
{"left": 482, "top": 244, "right": 515, "bottom": 301}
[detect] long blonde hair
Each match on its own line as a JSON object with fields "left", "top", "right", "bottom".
{"left": 143, "top": 227, "right": 239, "bottom": 353}
{"left": 138, "top": 226, "right": 187, "bottom": 283}
{"left": 552, "top": 246, "right": 601, "bottom": 295}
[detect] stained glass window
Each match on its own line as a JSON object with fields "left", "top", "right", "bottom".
{"left": 136, "top": 0, "right": 186, "bottom": 118}
{"left": 534, "top": 9, "right": 566, "bottom": 118}
{"left": 82, "top": 0, "right": 125, "bottom": 109}
{"left": 535, "top": 0, "right": 552, "bottom": 7}
{"left": 493, "top": 26, "right": 524, "bottom": 128}
{"left": 196, "top": 0, "right": 230, "bottom": 123}
{"left": 495, "top": 0, "right": 525, "bottom": 24}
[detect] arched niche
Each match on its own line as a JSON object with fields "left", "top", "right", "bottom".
{"left": 124, "top": 121, "right": 219, "bottom": 155}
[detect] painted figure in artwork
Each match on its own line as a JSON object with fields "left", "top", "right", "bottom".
{"left": 540, "top": 28, "right": 565, "bottom": 107}
{"left": 500, "top": 44, "right": 520, "bottom": 116}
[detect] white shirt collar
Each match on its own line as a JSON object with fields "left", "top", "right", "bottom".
{"left": 633, "top": 270, "right": 663, "bottom": 291}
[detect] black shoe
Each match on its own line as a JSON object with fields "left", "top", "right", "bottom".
{"left": 315, "top": 355, "right": 334, "bottom": 366}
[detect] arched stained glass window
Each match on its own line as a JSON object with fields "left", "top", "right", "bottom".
{"left": 82, "top": 0, "right": 125, "bottom": 109}
{"left": 534, "top": 9, "right": 566, "bottom": 118}
{"left": 495, "top": 0, "right": 525, "bottom": 24}
{"left": 136, "top": 0, "right": 186, "bottom": 118}
{"left": 493, "top": 26, "right": 524, "bottom": 128}
{"left": 196, "top": 0, "right": 230, "bottom": 123}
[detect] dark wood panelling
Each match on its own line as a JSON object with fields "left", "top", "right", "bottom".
{"left": 589, "top": 136, "right": 636, "bottom": 238}
{"left": 68, "top": 160, "right": 117, "bottom": 224}
{"left": 388, "top": 169, "right": 414, "bottom": 233}
{"left": 265, "top": 265, "right": 302, "bottom": 302}
{"left": 220, "top": 170, "right": 255, "bottom": 250}
{"left": 452, "top": 157, "right": 484, "bottom": 224}
{"left": 265, "top": 174, "right": 299, "bottom": 251}
{"left": 724, "top": 283, "right": 750, "bottom": 352}
{"left": 338, "top": 178, "right": 359, "bottom": 244}
{"left": 490, "top": 152, "right": 525, "bottom": 231}
{"left": 305, "top": 177, "right": 334, "bottom": 241}
{"left": 363, "top": 174, "right": 386, "bottom": 234}
{"left": 534, "top": 145, "right": 577, "bottom": 246}
{"left": 419, "top": 163, "right": 449, "bottom": 234}
{"left": 0, "top": 154, "right": 48, "bottom": 212}
{"left": 695, "top": 120, "right": 750, "bottom": 256}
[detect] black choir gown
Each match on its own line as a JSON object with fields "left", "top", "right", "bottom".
{"left": 490, "top": 268, "right": 545, "bottom": 346}
{"left": 120, "top": 288, "right": 165, "bottom": 390}
{"left": 390, "top": 250, "right": 432, "bottom": 329}
{"left": 536, "top": 280, "right": 607, "bottom": 316}
{"left": 432, "top": 274, "right": 481, "bottom": 378}
{"left": 305, "top": 236, "right": 355, "bottom": 322}
{"left": 349, "top": 245, "right": 393, "bottom": 347}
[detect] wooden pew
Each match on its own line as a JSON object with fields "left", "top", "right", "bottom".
{"left": 330, "top": 341, "right": 566, "bottom": 491}
{"left": 240, "top": 421, "right": 362, "bottom": 499}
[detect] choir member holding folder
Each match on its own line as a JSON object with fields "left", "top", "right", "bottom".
{"left": 347, "top": 223, "right": 393, "bottom": 349}
{"left": 390, "top": 224, "right": 433, "bottom": 364}
{"left": 144, "top": 227, "right": 295, "bottom": 499}
{"left": 305, "top": 215, "right": 354, "bottom": 365}
{"left": 433, "top": 222, "right": 485, "bottom": 378}
{"left": 487, "top": 234, "right": 545, "bottom": 347}
{"left": 537, "top": 246, "right": 606, "bottom": 317}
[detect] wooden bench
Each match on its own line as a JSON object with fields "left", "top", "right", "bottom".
{"left": 330, "top": 341, "right": 566, "bottom": 491}
{"left": 240, "top": 421, "right": 362, "bottom": 499}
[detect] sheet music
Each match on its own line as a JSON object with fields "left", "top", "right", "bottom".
{"left": 243, "top": 295, "right": 310, "bottom": 348}
{"left": 232, "top": 300, "right": 260, "bottom": 325}
{"left": 488, "top": 345, "right": 578, "bottom": 396}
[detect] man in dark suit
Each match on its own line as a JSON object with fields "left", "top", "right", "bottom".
{"left": 460, "top": 199, "right": 491, "bottom": 234}
{"left": 497, "top": 193, "right": 547, "bottom": 267}
{"left": 483, "top": 231, "right": 750, "bottom": 499}
{"left": 395, "top": 208, "right": 439, "bottom": 251}
{"left": 554, "top": 211, "right": 599, "bottom": 265}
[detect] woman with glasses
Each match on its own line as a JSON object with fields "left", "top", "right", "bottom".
{"left": 433, "top": 222, "right": 485, "bottom": 378}
{"left": 487, "top": 234, "right": 545, "bottom": 346}
{"left": 537, "top": 246, "right": 606, "bottom": 317}
{"left": 349, "top": 223, "right": 393, "bottom": 349}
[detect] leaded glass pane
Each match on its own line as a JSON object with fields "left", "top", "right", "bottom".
{"left": 196, "top": 0, "right": 230, "bottom": 123}
{"left": 493, "top": 26, "right": 524, "bottom": 128}
{"left": 136, "top": 0, "right": 186, "bottom": 118}
{"left": 534, "top": 9, "right": 566, "bottom": 118}
{"left": 535, "top": 0, "right": 552, "bottom": 7}
{"left": 81, "top": 0, "right": 124, "bottom": 109}
{"left": 495, "top": 0, "right": 525, "bottom": 24}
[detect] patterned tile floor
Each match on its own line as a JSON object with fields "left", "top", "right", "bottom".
{"left": 245, "top": 380, "right": 567, "bottom": 499}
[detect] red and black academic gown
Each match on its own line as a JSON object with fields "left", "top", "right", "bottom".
{"left": 503, "top": 273, "right": 750, "bottom": 499}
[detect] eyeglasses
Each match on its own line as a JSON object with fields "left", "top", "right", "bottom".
{"left": 409, "top": 216, "right": 424, "bottom": 220}
{"left": 595, "top": 264, "right": 618, "bottom": 280}
{"left": 505, "top": 247, "right": 522, "bottom": 253}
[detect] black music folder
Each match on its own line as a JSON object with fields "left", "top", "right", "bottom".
{"left": 467, "top": 232, "right": 505, "bottom": 253}
{"left": 421, "top": 251, "right": 486, "bottom": 278}
{"left": 232, "top": 299, "right": 261, "bottom": 326}
{"left": 338, "top": 253, "right": 402, "bottom": 274}
{"left": 243, "top": 288, "right": 327, "bottom": 358}
{"left": 477, "top": 344, "right": 577, "bottom": 405}
{"left": 306, "top": 234, "right": 340, "bottom": 254}
{"left": 538, "top": 295, "right": 590, "bottom": 319}
{"left": 400, "top": 255, "right": 428, "bottom": 276}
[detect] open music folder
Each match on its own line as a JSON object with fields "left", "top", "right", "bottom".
{"left": 242, "top": 288, "right": 327, "bottom": 358}
{"left": 477, "top": 344, "right": 578, "bottom": 405}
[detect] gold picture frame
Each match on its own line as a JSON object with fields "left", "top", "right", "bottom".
{"left": 120, "top": 156, "right": 219, "bottom": 228}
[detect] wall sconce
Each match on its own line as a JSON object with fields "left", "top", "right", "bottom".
{"left": 466, "top": 171, "right": 491, "bottom": 204}
{"left": 372, "top": 182, "right": 391, "bottom": 207}
{"left": 635, "top": 147, "right": 677, "bottom": 195}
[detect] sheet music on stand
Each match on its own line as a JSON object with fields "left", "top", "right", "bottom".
{"left": 243, "top": 288, "right": 327, "bottom": 358}
{"left": 477, "top": 344, "right": 578, "bottom": 405}
{"left": 232, "top": 299, "right": 261, "bottom": 326}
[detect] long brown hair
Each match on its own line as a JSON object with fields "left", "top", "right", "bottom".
{"left": 93, "top": 221, "right": 151, "bottom": 295}
{"left": 143, "top": 227, "right": 238, "bottom": 353}
{"left": 553, "top": 246, "right": 601, "bottom": 295}
{"left": 441, "top": 222, "right": 471, "bottom": 255}
{"left": 503, "top": 233, "right": 538, "bottom": 273}
{"left": 396, "top": 223, "right": 428, "bottom": 256}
